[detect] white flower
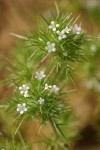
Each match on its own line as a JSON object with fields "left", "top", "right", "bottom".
{"left": 44, "top": 83, "right": 52, "bottom": 90}
{"left": 49, "top": 21, "right": 60, "bottom": 31}
{"left": 49, "top": 85, "right": 59, "bottom": 93}
{"left": 35, "top": 71, "right": 46, "bottom": 80}
{"left": 57, "top": 30, "right": 67, "bottom": 40}
{"left": 24, "top": 92, "right": 29, "bottom": 98}
{"left": 19, "top": 85, "right": 29, "bottom": 97}
{"left": 63, "top": 27, "right": 71, "bottom": 34}
{"left": 17, "top": 103, "right": 27, "bottom": 114}
{"left": 44, "top": 84, "right": 59, "bottom": 93}
{"left": 72, "top": 24, "right": 82, "bottom": 35}
{"left": 45, "top": 42, "right": 56, "bottom": 53}
{"left": 38, "top": 98, "right": 44, "bottom": 105}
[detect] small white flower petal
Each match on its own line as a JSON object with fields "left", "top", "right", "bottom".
{"left": 56, "top": 24, "right": 60, "bottom": 27}
{"left": 20, "top": 91, "right": 24, "bottom": 94}
{"left": 53, "top": 28, "right": 56, "bottom": 31}
{"left": 19, "top": 87, "right": 22, "bottom": 90}
{"left": 17, "top": 108, "right": 20, "bottom": 111}
{"left": 22, "top": 84, "right": 26, "bottom": 87}
{"left": 56, "top": 30, "right": 60, "bottom": 34}
{"left": 52, "top": 43, "right": 55, "bottom": 46}
{"left": 48, "top": 25, "right": 52, "bottom": 29}
{"left": 24, "top": 92, "right": 29, "bottom": 97}
{"left": 45, "top": 46, "right": 48, "bottom": 50}
{"left": 58, "top": 36, "right": 62, "bottom": 40}
{"left": 20, "top": 111, "right": 24, "bottom": 114}
{"left": 26, "top": 86, "right": 29, "bottom": 90}
{"left": 23, "top": 103, "right": 26, "bottom": 107}
{"left": 24, "top": 108, "right": 27, "bottom": 111}
{"left": 63, "top": 35, "right": 67, "bottom": 38}
{"left": 47, "top": 42, "right": 50, "bottom": 45}
{"left": 18, "top": 104, "right": 21, "bottom": 107}
{"left": 52, "top": 48, "right": 56, "bottom": 52}
{"left": 61, "top": 30, "right": 65, "bottom": 34}
{"left": 49, "top": 85, "right": 52, "bottom": 88}
{"left": 51, "top": 21, "right": 55, "bottom": 25}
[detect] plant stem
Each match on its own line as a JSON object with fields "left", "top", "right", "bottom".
{"left": 33, "top": 53, "right": 50, "bottom": 71}
{"left": 49, "top": 119, "right": 59, "bottom": 137}
{"left": 49, "top": 119, "right": 69, "bottom": 149}
{"left": 55, "top": 123, "right": 69, "bottom": 149}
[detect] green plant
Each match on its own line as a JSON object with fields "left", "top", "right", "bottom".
{"left": 0, "top": 6, "right": 87, "bottom": 150}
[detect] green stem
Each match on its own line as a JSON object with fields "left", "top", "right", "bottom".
{"left": 49, "top": 119, "right": 59, "bottom": 137}
{"left": 55, "top": 123, "right": 69, "bottom": 149}
{"left": 49, "top": 119, "right": 69, "bottom": 149}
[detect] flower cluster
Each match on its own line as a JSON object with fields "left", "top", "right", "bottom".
{"left": 45, "top": 83, "right": 59, "bottom": 93}
{"left": 17, "top": 70, "right": 60, "bottom": 115}
{"left": 56, "top": 26, "right": 72, "bottom": 40}
{"left": 15, "top": 19, "right": 84, "bottom": 116}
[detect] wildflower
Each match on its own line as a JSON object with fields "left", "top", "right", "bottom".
{"left": 56, "top": 30, "right": 67, "bottom": 40}
{"left": 49, "top": 21, "right": 60, "bottom": 31}
{"left": 63, "top": 27, "right": 71, "bottom": 34}
{"left": 44, "top": 84, "right": 59, "bottom": 93}
{"left": 24, "top": 92, "right": 29, "bottom": 98}
{"left": 45, "top": 42, "right": 56, "bottom": 53}
{"left": 17, "top": 103, "right": 27, "bottom": 114}
{"left": 49, "top": 85, "right": 59, "bottom": 93}
{"left": 44, "top": 83, "right": 52, "bottom": 90}
{"left": 19, "top": 85, "right": 29, "bottom": 97}
{"left": 72, "top": 24, "right": 82, "bottom": 35}
{"left": 35, "top": 71, "right": 46, "bottom": 80}
{"left": 38, "top": 98, "right": 44, "bottom": 105}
